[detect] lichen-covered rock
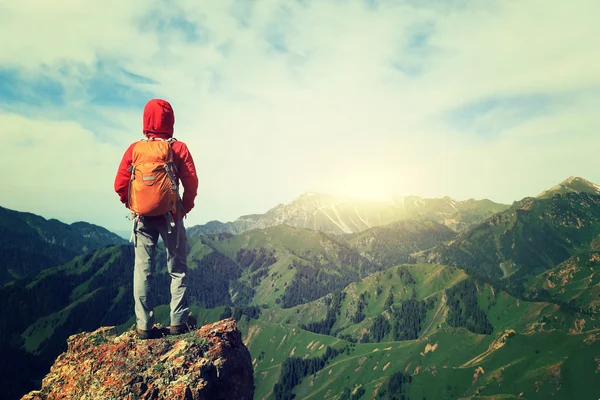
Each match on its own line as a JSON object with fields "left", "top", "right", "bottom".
{"left": 21, "top": 318, "right": 253, "bottom": 400}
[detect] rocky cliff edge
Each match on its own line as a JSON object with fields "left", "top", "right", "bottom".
{"left": 22, "top": 318, "right": 254, "bottom": 400}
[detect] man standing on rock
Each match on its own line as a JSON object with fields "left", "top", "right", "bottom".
{"left": 114, "top": 98, "right": 198, "bottom": 339}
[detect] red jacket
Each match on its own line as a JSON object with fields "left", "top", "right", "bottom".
{"left": 114, "top": 99, "right": 198, "bottom": 214}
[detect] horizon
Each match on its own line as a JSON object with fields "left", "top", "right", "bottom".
{"left": 1, "top": 1, "right": 599, "bottom": 232}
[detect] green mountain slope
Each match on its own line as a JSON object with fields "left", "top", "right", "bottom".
{"left": 525, "top": 250, "right": 600, "bottom": 315}
{"left": 236, "top": 318, "right": 348, "bottom": 400}
{"left": 260, "top": 264, "right": 466, "bottom": 341}
{"left": 283, "top": 326, "right": 600, "bottom": 400}
{"left": 194, "top": 225, "right": 375, "bottom": 309}
{"left": 193, "top": 221, "right": 455, "bottom": 309}
{"left": 229, "top": 258, "right": 600, "bottom": 399}
{"left": 430, "top": 192, "right": 600, "bottom": 281}
{"left": 248, "top": 262, "right": 600, "bottom": 399}
{"left": 342, "top": 219, "right": 457, "bottom": 266}
{"left": 0, "top": 245, "right": 134, "bottom": 398}
{"left": 0, "top": 205, "right": 127, "bottom": 283}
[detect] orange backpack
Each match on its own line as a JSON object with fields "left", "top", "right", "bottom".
{"left": 128, "top": 138, "right": 180, "bottom": 217}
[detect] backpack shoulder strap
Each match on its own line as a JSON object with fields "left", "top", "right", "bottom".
{"left": 165, "top": 138, "right": 178, "bottom": 172}
{"left": 163, "top": 140, "right": 179, "bottom": 186}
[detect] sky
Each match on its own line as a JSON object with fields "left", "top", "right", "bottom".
{"left": 1, "top": 0, "right": 599, "bottom": 232}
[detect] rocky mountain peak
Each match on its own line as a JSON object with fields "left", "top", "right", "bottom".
{"left": 22, "top": 319, "right": 253, "bottom": 400}
{"left": 537, "top": 176, "right": 600, "bottom": 199}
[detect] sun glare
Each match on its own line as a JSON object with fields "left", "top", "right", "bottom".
{"left": 328, "top": 174, "right": 395, "bottom": 201}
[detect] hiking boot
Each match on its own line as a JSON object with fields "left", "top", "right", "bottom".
{"left": 169, "top": 315, "right": 197, "bottom": 336}
{"left": 137, "top": 327, "right": 163, "bottom": 340}
{"left": 169, "top": 324, "right": 189, "bottom": 336}
{"left": 137, "top": 328, "right": 152, "bottom": 340}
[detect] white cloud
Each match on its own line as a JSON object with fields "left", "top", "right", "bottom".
{"left": 0, "top": 112, "right": 129, "bottom": 224}
{"left": 1, "top": 0, "right": 599, "bottom": 231}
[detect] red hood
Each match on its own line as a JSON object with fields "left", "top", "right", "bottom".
{"left": 143, "top": 99, "right": 174, "bottom": 137}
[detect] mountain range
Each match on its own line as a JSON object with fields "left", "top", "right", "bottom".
{"left": 187, "top": 192, "right": 509, "bottom": 236}
{"left": 2, "top": 176, "right": 600, "bottom": 399}
{"left": 0, "top": 205, "right": 127, "bottom": 285}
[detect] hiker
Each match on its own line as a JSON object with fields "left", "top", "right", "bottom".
{"left": 114, "top": 98, "right": 198, "bottom": 339}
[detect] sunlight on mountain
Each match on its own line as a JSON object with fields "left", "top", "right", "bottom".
{"left": 327, "top": 173, "right": 398, "bottom": 201}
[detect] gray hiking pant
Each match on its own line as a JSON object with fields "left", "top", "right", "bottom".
{"left": 133, "top": 216, "right": 189, "bottom": 330}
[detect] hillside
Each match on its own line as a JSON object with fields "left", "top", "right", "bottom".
{"left": 187, "top": 192, "right": 508, "bottom": 236}
{"left": 193, "top": 221, "right": 456, "bottom": 309}
{"left": 342, "top": 219, "right": 457, "bottom": 266}
{"left": 245, "top": 262, "right": 600, "bottom": 399}
{"left": 524, "top": 250, "right": 600, "bottom": 315}
{"left": 428, "top": 191, "right": 600, "bottom": 282}
{"left": 0, "top": 205, "right": 127, "bottom": 284}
